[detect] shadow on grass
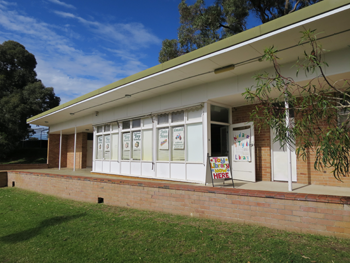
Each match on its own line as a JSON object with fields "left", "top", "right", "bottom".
{"left": 0, "top": 213, "right": 86, "bottom": 243}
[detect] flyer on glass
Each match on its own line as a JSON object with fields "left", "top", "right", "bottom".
{"left": 123, "top": 133, "right": 131, "bottom": 151}
{"left": 133, "top": 132, "right": 141, "bottom": 151}
{"left": 173, "top": 127, "right": 184, "bottom": 149}
{"left": 233, "top": 128, "right": 251, "bottom": 162}
{"left": 159, "top": 128, "right": 169, "bottom": 150}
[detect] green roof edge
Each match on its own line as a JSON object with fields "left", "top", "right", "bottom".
{"left": 28, "top": 0, "right": 350, "bottom": 123}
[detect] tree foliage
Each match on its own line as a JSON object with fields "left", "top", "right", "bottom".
{"left": 159, "top": 0, "right": 321, "bottom": 63}
{"left": 243, "top": 30, "right": 350, "bottom": 180}
{"left": 0, "top": 40, "right": 60, "bottom": 158}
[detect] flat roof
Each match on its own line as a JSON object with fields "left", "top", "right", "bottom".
{"left": 27, "top": 0, "right": 350, "bottom": 123}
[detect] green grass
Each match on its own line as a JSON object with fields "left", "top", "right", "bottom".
{"left": 0, "top": 148, "right": 47, "bottom": 164}
{"left": 0, "top": 188, "right": 349, "bottom": 263}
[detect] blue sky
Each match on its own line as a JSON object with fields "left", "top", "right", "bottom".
{"left": 0, "top": 0, "right": 260, "bottom": 105}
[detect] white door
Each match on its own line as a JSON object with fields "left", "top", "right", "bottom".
{"left": 271, "top": 129, "right": 297, "bottom": 181}
{"left": 87, "top": 140, "right": 93, "bottom": 167}
{"left": 230, "top": 122, "right": 256, "bottom": 182}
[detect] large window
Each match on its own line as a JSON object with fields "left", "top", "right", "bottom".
{"left": 187, "top": 123, "right": 203, "bottom": 162}
{"left": 157, "top": 128, "right": 169, "bottom": 161}
{"left": 111, "top": 133, "right": 119, "bottom": 160}
{"left": 96, "top": 135, "right": 103, "bottom": 159}
{"left": 142, "top": 130, "right": 152, "bottom": 161}
{"left": 155, "top": 109, "right": 203, "bottom": 163}
{"left": 104, "top": 135, "right": 111, "bottom": 159}
{"left": 132, "top": 131, "right": 141, "bottom": 160}
{"left": 172, "top": 126, "right": 185, "bottom": 161}
{"left": 122, "top": 132, "right": 131, "bottom": 160}
{"left": 95, "top": 108, "right": 203, "bottom": 164}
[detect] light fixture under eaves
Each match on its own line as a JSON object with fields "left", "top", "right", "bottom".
{"left": 70, "top": 113, "right": 75, "bottom": 116}
{"left": 214, "top": 64, "right": 235, "bottom": 74}
{"left": 125, "top": 94, "right": 132, "bottom": 98}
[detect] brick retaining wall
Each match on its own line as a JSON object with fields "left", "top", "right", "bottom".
{"left": 7, "top": 171, "right": 350, "bottom": 238}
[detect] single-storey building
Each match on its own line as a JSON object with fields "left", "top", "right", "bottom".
{"left": 28, "top": 0, "right": 350, "bottom": 188}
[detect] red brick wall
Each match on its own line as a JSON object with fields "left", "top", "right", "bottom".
{"left": 232, "top": 106, "right": 350, "bottom": 187}
{"left": 232, "top": 105, "right": 271, "bottom": 181}
{"left": 8, "top": 171, "right": 350, "bottom": 238}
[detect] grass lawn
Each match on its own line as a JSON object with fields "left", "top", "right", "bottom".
{"left": 0, "top": 148, "right": 47, "bottom": 165}
{"left": 0, "top": 188, "right": 349, "bottom": 263}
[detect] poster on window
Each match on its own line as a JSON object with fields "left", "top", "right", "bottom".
{"left": 173, "top": 126, "right": 184, "bottom": 149}
{"left": 123, "top": 133, "right": 131, "bottom": 151}
{"left": 133, "top": 131, "right": 141, "bottom": 151}
{"left": 104, "top": 135, "right": 110, "bottom": 152}
{"left": 209, "top": 156, "right": 231, "bottom": 179}
{"left": 233, "top": 128, "right": 251, "bottom": 162}
{"left": 98, "top": 136, "right": 103, "bottom": 151}
{"left": 159, "top": 128, "right": 169, "bottom": 150}
{"left": 97, "top": 136, "right": 103, "bottom": 159}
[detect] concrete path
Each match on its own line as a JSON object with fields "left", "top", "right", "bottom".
{"left": 9, "top": 168, "right": 350, "bottom": 197}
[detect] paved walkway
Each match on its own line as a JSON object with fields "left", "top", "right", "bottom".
{"left": 8, "top": 168, "right": 350, "bottom": 197}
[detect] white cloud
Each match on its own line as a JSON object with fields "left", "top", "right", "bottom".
{"left": 47, "top": 0, "right": 75, "bottom": 9}
{"left": 54, "top": 11, "right": 161, "bottom": 49}
{"left": 0, "top": 3, "right": 156, "bottom": 104}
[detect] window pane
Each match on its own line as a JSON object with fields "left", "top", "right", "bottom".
{"left": 96, "top": 135, "right": 103, "bottom": 159}
{"left": 172, "top": 111, "right": 184, "bottom": 123}
{"left": 104, "top": 125, "right": 110, "bottom": 132}
{"left": 158, "top": 114, "right": 168, "bottom": 125}
{"left": 142, "top": 130, "right": 152, "bottom": 161}
{"left": 211, "top": 105, "right": 229, "bottom": 123}
{"left": 157, "top": 128, "right": 169, "bottom": 161}
{"left": 104, "top": 135, "right": 111, "bottom": 159}
{"left": 122, "top": 133, "right": 131, "bottom": 160}
{"left": 122, "top": 121, "right": 130, "bottom": 130}
{"left": 111, "top": 134, "right": 118, "bottom": 160}
{"left": 187, "top": 123, "right": 203, "bottom": 162}
{"left": 172, "top": 126, "right": 185, "bottom": 161}
{"left": 132, "top": 119, "right": 141, "bottom": 128}
{"left": 132, "top": 131, "right": 141, "bottom": 160}
{"left": 97, "top": 126, "right": 103, "bottom": 133}
{"left": 143, "top": 118, "right": 152, "bottom": 128}
{"left": 112, "top": 124, "right": 119, "bottom": 131}
{"left": 187, "top": 109, "right": 202, "bottom": 121}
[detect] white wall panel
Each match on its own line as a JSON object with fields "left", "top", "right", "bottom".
{"left": 187, "top": 164, "right": 205, "bottom": 183}
{"left": 121, "top": 161, "right": 130, "bottom": 175}
{"left": 142, "top": 162, "right": 155, "bottom": 177}
{"left": 102, "top": 161, "right": 110, "bottom": 173}
{"left": 170, "top": 163, "right": 186, "bottom": 180}
{"left": 95, "top": 160, "right": 102, "bottom": 172}
{"left": 130, "top": 162, "right": 141, "bottom": 176}
{"left": 156, "top": 163, "right": 170, "bottom": 178}
{"left": 110, "top": 161, "right": 120, "bottom": 174}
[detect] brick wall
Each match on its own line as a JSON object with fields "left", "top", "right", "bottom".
{"left": 7, "top": 171, "right": 350, "bottom": 238}
{"left": 232, "top": 106, "right": 350, "bottom": 187}
{"left": 48, "top": 133, "right": 87, "bottom": 169}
